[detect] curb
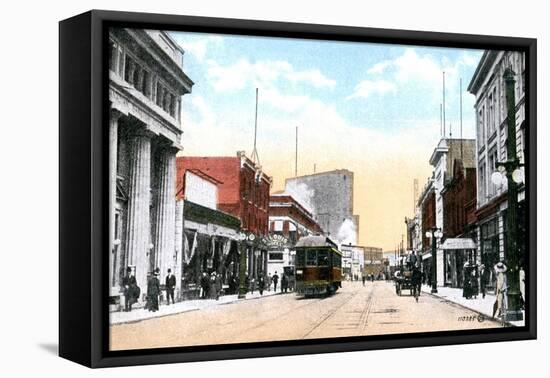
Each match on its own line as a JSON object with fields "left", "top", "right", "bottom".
{"left": 422, "top": 290, "right": 515, "bottom": 327}
{"left": 111, "top": 291, "right": 286, "bottom": 326}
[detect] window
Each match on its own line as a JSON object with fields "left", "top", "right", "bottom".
{"left": 332, "top": 252, "right": 342, "bottom": 268}
{"left": 306, "top": 249, "right": 317, "bottom": 266}
{"left": 318, "top": 249, "right": 329, "bottom": 266}
{"left": 109, "top": 40, "right": 118, "bottom": 72}
{"left": 479, "top": 162, "right": 486, "bottom": 202}
{"left": 295, "top": 250, "right": 305, "bottom": 267}
{"left": 269, "top": 253, "right": 283, "bottom": 261}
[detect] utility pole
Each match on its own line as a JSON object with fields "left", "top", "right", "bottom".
{"left": 502, "top": 67, "right": 523, "bottom": 322}
{"left": 295, "top": 126, "right": 298, "bottom": 177}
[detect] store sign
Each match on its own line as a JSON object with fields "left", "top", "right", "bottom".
{"left": 261, "top": 234, "right": 289, "bottom": 248}
{"left": 440, "top": 238, "right": 477, "bottom": 250}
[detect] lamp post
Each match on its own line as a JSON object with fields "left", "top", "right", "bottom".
{"left": 425, "top": 228, "right": 443, "bottom": 293}
{"left": 237, "top": 232, "right": 248, "bottom": 299}
{"left": 489, "top": 67, "right": 524, "bottom": 322}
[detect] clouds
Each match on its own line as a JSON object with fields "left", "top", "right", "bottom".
{"left": 173, "top": 31, "right": 483, "bottom": 249}
{"left": 346, "top": 79, "right": 396, "bottom": 100}
{"left": 349, "top": 48, "right": 482, "bottom": 102}
{"left": 174, "top": 35, "right": 223, "bottom": 62}
{"left": 206, "top": 58, "right": 336, "bottom": 93}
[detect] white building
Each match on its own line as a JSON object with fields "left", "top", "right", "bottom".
{"left": 467, "top": 50, "right": 527, "bottom": 289}
{"left": 108, "top": 28, "right": 193, "bottom": 304}
{"left": 340, "top": 244, "right": 365, "bottom": 281}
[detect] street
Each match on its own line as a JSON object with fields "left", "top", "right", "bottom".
{"left": 110, "top": 281, "right": 502, "bottom": 351}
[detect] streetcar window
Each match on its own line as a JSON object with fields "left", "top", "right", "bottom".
{"left": 295, "top": 250, "right": 305, "bottom": 267}
{"left": 333, "top": 252, "right": 342, "bottom": 268}
{"left": 318, "top": 249, "right": 329, "bottom": 266}
{"left": 306, "top": 249, "right": 317, "bottom": 266}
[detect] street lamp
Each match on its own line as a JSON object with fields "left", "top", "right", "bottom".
{"left": 488, "top": 67, "right": 524, "bottom": 322}
{"left": 425, "top": 228, "right": 443, "bottom": 293}
{"left": 237, "top": 232, "right": 248, "bottom": 299}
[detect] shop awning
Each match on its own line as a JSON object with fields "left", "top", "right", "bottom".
{"left": 440, "top": 238, "right": 477, "bottom": 250}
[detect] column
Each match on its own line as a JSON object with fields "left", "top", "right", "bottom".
{"left": 109, "top": 109, "right": 121, "bottom": 290}
{"left": 174, "top": 199, "right": 184, "bottom": 299}
{"left": 125, "top": 131, "right": 152, "bottom": 300}
{"left": 153, "top": 147, "right": 177, "bottom": 282}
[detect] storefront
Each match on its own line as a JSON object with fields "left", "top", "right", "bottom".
{"left": 440, "top": 238, "right": 477, "bottom": 288}
{"left": 479, "top": 216, "right": 500, "bottom": 292}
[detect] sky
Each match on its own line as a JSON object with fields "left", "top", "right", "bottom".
{"left": 169, "top": 30, "right": 484, "bottom": 251}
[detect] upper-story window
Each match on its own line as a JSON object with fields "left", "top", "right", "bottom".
{"left": 479, "top": 162, "right": 486, "bottom": 204}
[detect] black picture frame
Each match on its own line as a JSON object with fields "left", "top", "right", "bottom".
{"left": 59, "top": 9, "right": 537, "bottom": 368}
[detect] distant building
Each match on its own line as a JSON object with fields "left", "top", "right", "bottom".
{"left": 266, "top": 194, "right": 323, "bottom": 277}
{"left": 108, "top": 28, "right": 193, "bottom": 304}
{"left": 363, "top": 246, "right": 384, "bottom": 277}
{"left": 176, "top": 152, "right": 272, "bottom": 281}
{"left": 428, "top": 138, "right": 476, "bottom": 287}
{"left": 440, "top": 158, "right": 477, "bottom": 288}
{"left": 284, "top": 169, "right": 359, "bottom": 244}
{"left": 468, "top": 50, "right": 527, "bottom": 291}
{"left": 418, "top": 178, "right": 436, "bottom": 278}
{"left": 340, "top": 245, "right": 365, "bottom": 281}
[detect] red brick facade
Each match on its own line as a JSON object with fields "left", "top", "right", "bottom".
{"left": 176, "top": 154, "right": 272, "bottom": 236}
{"left": 268, "top": 194, "right": 323, "bottom": 239}
{"left": 421, "top": 191, "right": 436, "bottom": 251}
{"left": 442, "top": 160, "right": 477, "bottom": 238}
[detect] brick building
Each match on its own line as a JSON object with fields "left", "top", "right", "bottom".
{"left": 440, "top": 159, "right": 477, "bottom": 287}
{"left": 267, "top": 194, "right": 323, "bottom": 277}
{"left": 418, "top": 179, "right": 436, "bottom": 280}
{"left": 176, "top": 151, "right": 272, "bottom": 280}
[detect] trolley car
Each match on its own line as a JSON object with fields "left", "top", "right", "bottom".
{"left": 294, "top": 236, "right": 342, "bottom": 296}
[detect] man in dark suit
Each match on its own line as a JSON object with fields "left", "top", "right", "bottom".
{"left": 165, "top": 268, "right": 176, "bottom": 305}
{"left": 272, "top": 272, "right": 279, "bottom": 292}
{"left": 147, "top": 268, "right": 161, "bottom": 312}
{"left": 122, "top": 266, "right": 137, "bottom": 312}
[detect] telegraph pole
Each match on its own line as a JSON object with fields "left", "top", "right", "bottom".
{"left": 502, "top": 67, "right": 523, "bottom": 322}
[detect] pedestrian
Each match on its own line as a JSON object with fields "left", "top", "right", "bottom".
{"left": 200, "top": 272, "right": 209, "bottom": 299}
{"left": 479, "top": 264, "right": 489, "bottom": 299}
{"left": 470, "top": 264, "right": 479, "bottom": 299}
{"left": 494, "top": 262, "right": 508, "bottom": 318}
{"left": 411, "top": 263, "right": 422, "bottom": 302}
{"left": 463, "top": 262, "right": 472, "bottom": 299}
{"left": 147, "top": 268, "right": 161, "bottom": 312}
{"left": 214, "top": 272, "right": 222, "bottom": 300}
{"left": 281, "top": 274, "right": 289, "bottom": 293}
{"left": 165, "top": 268, "right": 176, "bottom": 305}
{"left": 258, "top": 274, "right": 265, "bottom": 295}
{"left": 272, "top": 271, "right": 279, "bottom": 292}
{"left": 362, "top": 274, "right": 366, "bottom": 286}
{"left": 267, "top": 273, "right": 272, "bottom": 291}
{"left": 122, "top": 266, "right": 139, "bottom": 312}
{"left": 209, "top": 272, "right": 217, "bottom": 299}
{"left": 371, "top": 273, "right": 374, "bottom": 282}
{"left": 250, "top": 276, "right": 255, "bottom": 294}
{"left": 244, "top": 274, "right": 250, "bottom": 294}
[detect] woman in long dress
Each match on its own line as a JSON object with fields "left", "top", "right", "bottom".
{"left": 494, "top": 262, "right": 508, "bottom": 318}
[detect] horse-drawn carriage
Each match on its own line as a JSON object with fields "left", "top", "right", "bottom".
{"left": 394, "top": 268, "right": 413, "bottom": 296}
{"left": 394, "top": 265, "right": 422, "bottom": 300}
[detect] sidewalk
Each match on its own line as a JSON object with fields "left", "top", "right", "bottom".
{"left": 110, "top": 290, "right": 282, "bottom": 325}
{"left": 421, "top": 285, "right": 525, "bottom": 327}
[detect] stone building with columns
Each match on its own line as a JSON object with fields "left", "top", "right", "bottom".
{"left": 108, "top": 28, "right": 194, "bottom": 306}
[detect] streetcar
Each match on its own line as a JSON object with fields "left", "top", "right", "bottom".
{"left": 294, "top": 236, "right": 342, "bottom": 297}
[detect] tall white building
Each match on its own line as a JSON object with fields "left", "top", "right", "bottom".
{"left": 467, "top": 50, "right": 527, "bottom": 289}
